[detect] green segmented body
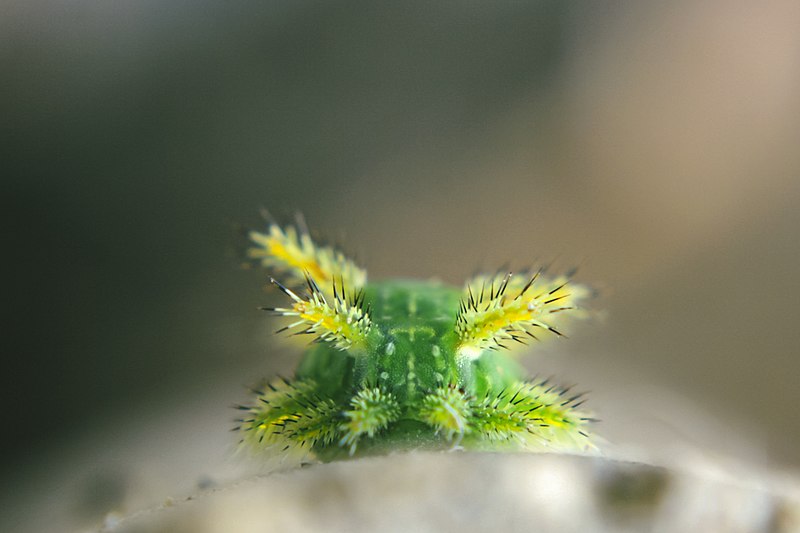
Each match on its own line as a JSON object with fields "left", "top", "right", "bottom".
{"left": 299, "top": 281, "right": 473, "bottom": 401}
{"left": 238, "top": 220, "right": 595, "bottom": 462}
{"left": 293, "top": 281, "right": 529, "bottom": 458}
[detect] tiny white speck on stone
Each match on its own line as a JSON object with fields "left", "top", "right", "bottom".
{"left": 103, "top": 512, "right": 122, "bottom": 529}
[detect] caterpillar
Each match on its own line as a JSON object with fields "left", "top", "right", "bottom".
{"left": 235, "top": 216, "right": 596, "bottom": 462}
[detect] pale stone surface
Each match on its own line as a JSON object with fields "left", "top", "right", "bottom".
{"left": 99, "top": 453, "right": 799, "bottom": 533}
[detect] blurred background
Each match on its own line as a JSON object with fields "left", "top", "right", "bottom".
{"left": 3, "top": 1, "right": 800, "bottom": 531}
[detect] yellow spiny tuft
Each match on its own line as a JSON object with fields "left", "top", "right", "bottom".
{"left": 248, "top": 223, "right": 366, "bottom": 299}
{"left": 456, "top": 270, "right": 590, "bottom": 356}
{"left": 468, "top": 379, "right": 594, "bottom": 452}
{"left": 339, "top": 387, "right": 400, "bottom": 455}
{"left": 265, "top": 273, "right": 371, "bottom": 351}
{"left": 237, "top": 378, "right": 341, "bottom": 458}
{"left": 417, "top": 385, "right": 473, "bottom": 442}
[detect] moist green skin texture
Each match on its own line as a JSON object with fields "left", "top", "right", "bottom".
{"left": 294, "top": 280, "right": 527, "bottom": 458}
{"left": 297, "top": 280, "right": 526, "bottom": 402}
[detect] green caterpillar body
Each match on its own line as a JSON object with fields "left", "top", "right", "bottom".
{"left": 237, "top": 222, "right": 595, "bottom": 462}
